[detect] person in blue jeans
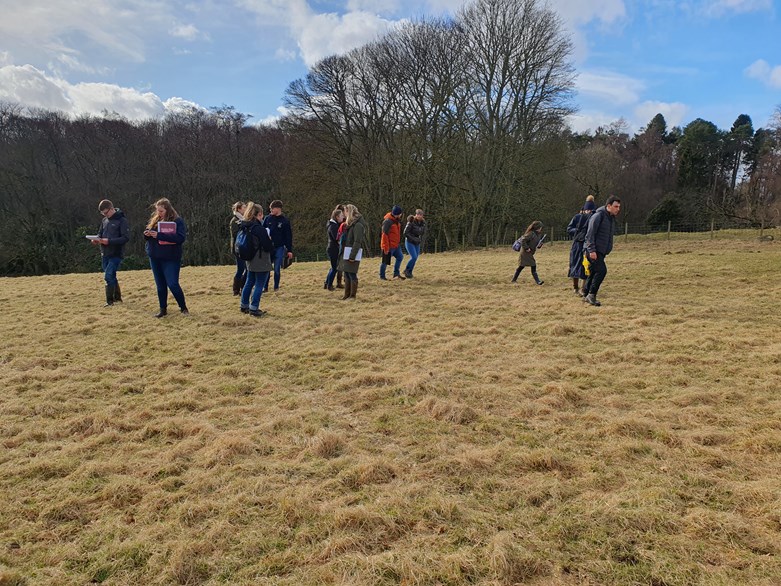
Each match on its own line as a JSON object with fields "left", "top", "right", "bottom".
{"left": 229, "top": 201, "right": 247, "bottom": 295}
{"left": 403, "top": 209, "right": 426, "bottom": 278}
{"left": 238, "top": 202, "right": 275, "bottom": 317}
{"left": 91, "top": 199, "right": 129, "bottom": 306}
{"left": 143, "top": 198, "right": 189, "bottom": 318}
{"left": 262, "top": 199, "right": 293, "bottom": 291}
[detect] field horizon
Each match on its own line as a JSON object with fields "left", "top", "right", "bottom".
{"left": 2, "top": 236, "right": 781, "bottom": 585}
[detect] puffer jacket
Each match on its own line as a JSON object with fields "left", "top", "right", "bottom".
{"left": 380, "top": 213, "right": 401, "bottom": 252}
{"left": 98, "top": 209, "right": 130, "bottom": 258}
{"left": 585, "top": 206, "right": 616, "bottom": 256}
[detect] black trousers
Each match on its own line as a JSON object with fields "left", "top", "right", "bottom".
{"left": 585, "top": 253, "right": 607, "bottom": 295}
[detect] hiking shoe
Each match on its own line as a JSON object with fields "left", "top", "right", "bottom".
{"left": 584, "top": 294, "right": 601, "bottom": 307}
{"left": 404, "top": 270, "right": 413, "bottom": 279}
{"left": 393, "top": 274, "right": 406, "bottom": 280}
{"left": 536, "top": 280, "right": 544, "bottom": 286}
{"left": 240, "top": 307, "right": 249, "bottom": 314}
{"left": 154, "top": 308, "right": 167, "bottom": 318}
{"left": 249, "top": 309, "right": 266, "bottom": 317}
{"left": 379, "top": 276, "right": 388, "bottom": 281}
{"left": 180, "top": 308, "right": 190, "bottom": 316}
{"left": 574, "top": 288, "right": 582, "bottom": 296}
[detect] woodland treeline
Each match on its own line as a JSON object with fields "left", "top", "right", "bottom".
{"left": 1, "top": 0, "right": 779, "bottom": 276}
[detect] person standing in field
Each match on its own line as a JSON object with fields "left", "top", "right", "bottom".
{"left": 566, "top": 195, "right": 596, "bottom": 296}
{"left": 92, "top": 199, "right": 129, "bottom": 307}
{"left": 238, "top": 202, "right": 275, "bottom": 317}
{"left": 334, "top": 204, "right": 346, "bottom": 290}
{"left": 511, "top": 221, "right": 545, "bottom": 285}
{"left": 324, "top": 207, "right": 344, "bottom": 291}
{"left": 380, "top": 204, "right": 405, "bottom": 280}
{"left": 583, "top": 196, "right": 621, "bottom": 307}
{"left": 229, "top": 201, "right": 247, "bottom": 296}
{"left": 338, "top": 204, "right": 367, "bottom": 300}
{"left": 144, "top": 198, "right": 189, "bottom": 318}
{"left": 262, "top": 200, "right": 293, "bottom": 292}
{"left": 403, "top": 209, "right": 426, "bottom": 279}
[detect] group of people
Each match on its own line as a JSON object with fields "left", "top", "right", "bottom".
{"left": 511, "top": 194, "right": 622, "bottom": 307}
{"left": 92, "top": 192, "right": 620, "bottom": 317}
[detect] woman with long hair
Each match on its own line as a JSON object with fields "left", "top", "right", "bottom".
{"left": 567, "top": 195, "right": 596, "bottom": 296}
{"left": 144, "top": 198, "right": 188, "bottom": 317}
{"left": 324, "top": 207, "right": 344, "bottom": 291}
{"left": 511, "top": 220, "right": 545, "bottom": 285}
{"left": 229, "top": 201, "right": 247, "bottom": 295}
{"left": 337, "top": 204, "right": 367, "bottom": 300}
{"left": 238, "top": 202, "right": 275, "bottom": 317}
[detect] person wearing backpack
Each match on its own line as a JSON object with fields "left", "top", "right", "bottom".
{"left": 566, "top": 195, "right": 595, "bottom": 296}
{"left": 511, "top": 221, "right": 545, "bottom": 285}
{"left": 238, "top": 202, "right": 275, "bottom": 317}
{"left": 338, "top": 204, "right": 366, "bottom": 300}
{"left": 91, "top": 199, "right": 129, "bottom": 307}
{"left": 262, "top": 200, "right": 293, "bottom": 292}
{"left": 229, "top": 201, "right": 247, "bottom": 296}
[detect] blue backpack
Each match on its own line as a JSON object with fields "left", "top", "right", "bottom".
{"left": 235, "top": 225, "right": 259, "bottom": 261}
{"left": 512, "top": 237, "right": 523, "bottom": 252}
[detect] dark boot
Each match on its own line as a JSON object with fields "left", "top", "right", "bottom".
{"left": 584, "top": 293, "right": 601, "bottom": 307}
{"left": 511, "top": 267, "right": 522, "bottom": 283}
{"left": 341, "top": 279, "right": 352, "bottom": 300}
{"left": 155, "top": 307, "right": 167, "bottom": 318}
{"left": 336, "top": 271, "right": 344, "bottom": 289}
{"left": 104, "top": 285, "right": 115, "bottom": 307}
{"left": 232, "top": 277, "right": 241, "bottom": 296}
{"left": 180, "top": 306, "right": 189, "bottom": 316}
{"left": 113, "top": 283, "right": 122, "bottom": 302}
{"left": 349, "top": 280, "right": 358, "bottom": 299}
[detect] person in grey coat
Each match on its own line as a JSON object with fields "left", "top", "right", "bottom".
{"left": 238, "top": 202, "right": 275, "bottom": 317}
{"left": 583, "top": 196, "right": 621, "bottom": 306}
{"left": 512, "top": 221, "right": 545, "bottom": 285}
{"left": 338, "top": 204, "right": 366, "bottom": 300}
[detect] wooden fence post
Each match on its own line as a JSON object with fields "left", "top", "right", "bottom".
{"left": 624, "top": 222, "right": 628, "bottom": 243}
{"left": 710, "top": 219, "right": 715, "bottom": 239}
{"left": 667, "top": 220, "right": 671, "bottom": 241}
{"left": 435, "top": 238, "right": 439, "bottom": 254}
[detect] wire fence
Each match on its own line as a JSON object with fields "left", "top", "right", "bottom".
{"left": 290, "top": 221, "right": 778, "bottom": 264}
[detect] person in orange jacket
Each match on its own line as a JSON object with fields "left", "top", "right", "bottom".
{"left": 379, "top": 205, "right": 405, "bottom": 280}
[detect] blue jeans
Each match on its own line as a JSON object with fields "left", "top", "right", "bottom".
{"left": 404, "top": 240, "right": 420, "bottom": 275}
{"left": 325, "top": 249, "right": 339, "bottom": 287}
{"left": 233, "top": 256, "right": 246, "bottom": 281}
{"left": 379, "top": 247, "right": 404, "bottom": 278}
{"left": 149, "top": 257, "right": 186, "bottom": 310}
{"left": 102, "top": 255, "right": 122, "bottom": 286}
{"left": 269, "top": 246, "right": 285, "bottom": 290}
{"left": 241, "top": 271, "right": 269, "bottom": 310}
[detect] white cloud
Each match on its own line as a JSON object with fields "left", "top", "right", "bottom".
{"left": 346, "top": 0, "right": 400, "bottom": 12}
{"left": 0, "top": 64, "right": 203, "bottom": 121}
{"left": 549, "top": 0, "right": 626, "bottom": 26}
{"left": 274, "top": 48, "right": 297, "bottom": 62}
{"left": 703, "top": 0, "right": 772, "bottom": 16}
{"left": 169, "top": 23, "right": 203, "bottom": 41}
{"left": 745, "top": 58, "right": 781, "bottom": 88}
{"left": 634, "top": 101, "right": 689, "bottom": 128}
{"left": 576, "top": 70, "right": 645, "bottom": 106}
{"left": 566, "top": 111, "right": 625, "bottom": 134}
{"left": 257, "top": 105, "right": 291, "bottom": 127}
{"left": 0, "top": 51, "right": 12, "bottom": 66}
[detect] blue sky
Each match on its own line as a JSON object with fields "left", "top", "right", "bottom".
{"left": 0, "top": 0, "right": 779, "bottom": 133}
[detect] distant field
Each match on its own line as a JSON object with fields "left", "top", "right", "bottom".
{"left": 1, "top": 236, "right": 780, "bottom": 585}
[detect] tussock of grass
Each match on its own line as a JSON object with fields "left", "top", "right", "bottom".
{"left": 2, "top": 236, "right": 781, "bottom": 584}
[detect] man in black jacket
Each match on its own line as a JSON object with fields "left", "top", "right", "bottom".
{"left": 262, "top": 200, "right": 293, "bottom": 291}
{"left": 583, "top": 196, "right": 621, "bottom": 307}
{"left": 92, "top": 199, "right": 130, "bottom": 306}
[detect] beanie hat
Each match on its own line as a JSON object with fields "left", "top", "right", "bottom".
{"left": 583, "top": 200, "right": 596, "bottom": 211}
{"left": 391, "top": 205, "right": 402, "bottom": 216}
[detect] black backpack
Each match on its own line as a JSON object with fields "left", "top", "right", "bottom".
{"left": 234, "top": 225, "right": 259, "bottom": 261}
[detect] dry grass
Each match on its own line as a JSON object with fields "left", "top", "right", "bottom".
{"left": 1, "top": 234, "right": 781, "bottom": 585}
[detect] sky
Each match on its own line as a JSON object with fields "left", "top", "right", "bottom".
{"left": 0, "top": 0, "right": 779, "bottom": 134}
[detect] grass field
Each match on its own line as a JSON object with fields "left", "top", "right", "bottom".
{"left": 1, "top": 235, "right": 781, "bottom": 585}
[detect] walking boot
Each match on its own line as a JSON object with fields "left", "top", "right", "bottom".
{"left": 584, "top": 293, "right": 601, "bottom": 307}
{"left": 336, "top": 271, "right": 344, "bottom": 289}
{"left": 232, "top": 277, "right": 241, "bottom": 296}
{"left": 341, "top": 280, "right": 352, "bottom": 300}
{"left": 155, "top": 307, "right": 167, "bottom": 318}
{"left": 113, "top": 283, "right": 122, "bottom": 302}
{"left": 349, "top": 281, "right": 358, "bottom": 300}
{"left": 104, "top": 285, "right": 115, "bottom": 307}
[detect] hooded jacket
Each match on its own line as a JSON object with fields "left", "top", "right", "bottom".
{"left": 380, "top": 212, "right": 402, "bottom": 252}
{"left": 240, "top": 219, "right": 275, "bottom": 272}
{"left": 584, "top": 206, "right": 616, "bottom": 256}
{"left": 98, "top": 209, "right": 130, "bottom": 258}
{"left": 145, "top": 216, "right": 187, "bottom": 261}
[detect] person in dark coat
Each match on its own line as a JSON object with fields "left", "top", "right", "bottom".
{"left": 324, "top": 207, "right": 344, "bottom": 291}
{"left": 566, "top": 195, "right": 596, "bottom": 296}
{"left": 583, "top": 196, "right": 621, "bottom": 306}
{"left": 238, "top": 202, "right": 275, "bottom": 317}
{"left": 403, "top": 209, "right": 426, "bottom": 278}
{"left": 229, "top": 201, "right": 247, "bottom": 296}
{"left": 92, "top": 199, "right": 129, "bottom": 307}
{"left": 338, "top": 204, "right": 366, "bottom": 300}
{"left": 262, "top": 199, "right": 293, "bottom": 292}
{"left": 143, "top": 198, "right": 189, "bottom": 318}
{"left": 512, "top": 221, "right": 545, "bottom": 285}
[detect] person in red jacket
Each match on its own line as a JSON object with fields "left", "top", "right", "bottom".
{"left": 379, "top": 205, "right": 405, "bottom": 280}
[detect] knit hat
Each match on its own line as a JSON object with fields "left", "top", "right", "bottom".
{"left": 583, "top": 194, "right": 596, "bottom": 211}
{"left": 391, "top": 205, "right": 402, "bottom": 216}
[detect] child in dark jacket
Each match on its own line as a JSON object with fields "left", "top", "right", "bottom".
{"left": 512, "top": 221, "right": 545, "bottom": 285}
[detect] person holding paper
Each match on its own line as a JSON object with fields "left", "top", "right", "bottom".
{"left": 511, "top": 221, "right": 545, "bottom": 285}
{"left": 143, "top": 198, "right": 189, "bottom": 317}
{"left": 338, "top": 204, "right": 366, "bottom": 300}
{"left": 91, "top": 199, "right": 129, "bottom": 306}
